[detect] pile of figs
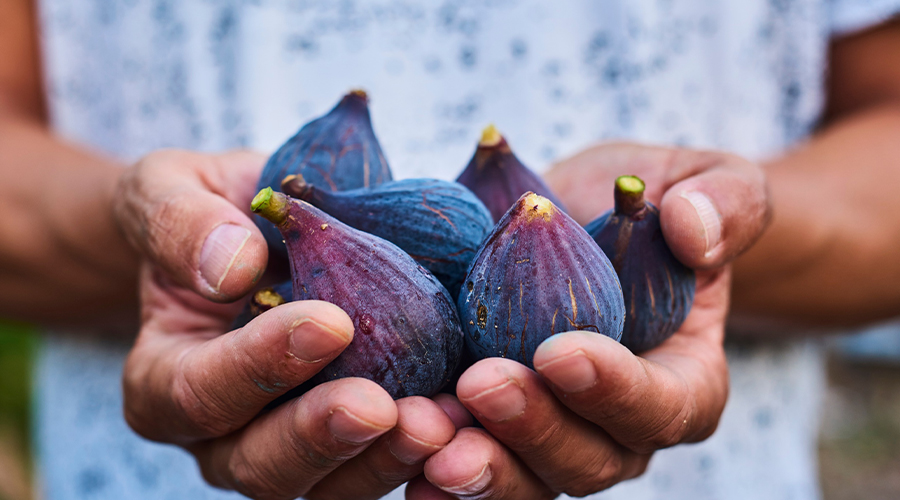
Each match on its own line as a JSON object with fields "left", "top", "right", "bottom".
{"left": 244, "top": 91, "right": 696, "bottom": 399}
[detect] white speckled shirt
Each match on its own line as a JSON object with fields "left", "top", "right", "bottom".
{"left": 34, "top": 1, "right": 900, "bottom": 499}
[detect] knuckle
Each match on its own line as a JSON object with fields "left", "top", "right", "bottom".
{"left": 229, "top": 452, "right": 292, "bottom": 500}
{"left": 563, "top": 453, "right": 624, "bottom": 497}
{"left": 172, "top": 368, "right": 235, "bottom": 438}
{"left": 284, "top": 402, "right": 354, "bottom": 470}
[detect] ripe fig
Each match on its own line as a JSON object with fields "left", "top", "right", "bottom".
{"left": 585, "top": 176, "right": 696, "bottom": 353}
{"left": 251, "top": 188, "right": 463, "bottom": 399}
{"left": 458, "top": 192, "right": 624, "bottom": 369}
{"left": 256, "top": 90, "right": 393, "bottom": 256}
{"left": 456, "top": 125, "right": 565, "bottom": 222}
{"left": 282, "top": 175, "right": 493, "bottom": 297}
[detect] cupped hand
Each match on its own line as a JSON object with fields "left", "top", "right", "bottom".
{"left": 115, "top": 150, "right": 459, "bottom": 499}
{"left": 406, "top": 143, "right": 771, "bottom": 499}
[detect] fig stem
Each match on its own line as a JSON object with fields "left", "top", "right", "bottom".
{"left": 281, "top": 174, "right": 312, "bottom": 199}
{"left": 251, "top": 187, "right": 290, "bottom": 225}
{"left": 479, "top": 124, "right": 503, "bottom": 147}
{"left": 614, "top": 175, "right": 646, "bottom": 217}
{"left": 347, "top": 89, "right": 368, "bottom": 100}
{"left": 253, "top": 287, "right": 286, "bottom": 309}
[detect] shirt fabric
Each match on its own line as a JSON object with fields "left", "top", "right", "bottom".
{"left": 34, "top": 1, "right": 900, "bottom": 499}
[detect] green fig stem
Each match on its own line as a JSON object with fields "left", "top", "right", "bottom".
{"left": 613, "top": 175, "right": 647, "bottom": 217}
{"left": 281, "top": 174, "right": 312, "bottom": 200}
{"left": 251, "top": 187, "right": 290, "bottom": 225}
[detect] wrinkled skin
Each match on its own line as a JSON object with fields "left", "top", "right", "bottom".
{"left": 114, "top": 150, "right": 467, "bottom": 500}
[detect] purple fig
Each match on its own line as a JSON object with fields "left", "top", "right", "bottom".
{"left": 458, "top": 192, "right": 624, "bottom": 368}
{"left": 282, "top": 175, "right": 493, "bottom": 298}
{"left": 456, "top": 125, "right": 565, "bottom": 222}
{"left": 585, "top": 176, "right": 696, "bottom": 353}
{"left": 256, "top": 90, "right": 393, "bottom": 256}
{"left": 251, "top": 188, "right": 463, "bottom": 399}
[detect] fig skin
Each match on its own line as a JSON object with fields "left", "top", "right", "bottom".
{"left": 252, "top": 188, "right": 464, "bottom": 399}
{"left": 255, "top": 90, "right": 393, "bottom": 256}
{"left": 282, "top": 175, "right": 493, "bottom": 298}
{"left": 456, "top": 125, "right": 565, "bottom": 223}
{"left": 585, "top": 176, "right": 696, "bottom": 353}
{"left": 458, "top": 192, "right": 624, "bottom": 369}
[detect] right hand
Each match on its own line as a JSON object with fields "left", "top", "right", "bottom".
{"left": 114, "top": 150, "right": 464, "bottom": 499}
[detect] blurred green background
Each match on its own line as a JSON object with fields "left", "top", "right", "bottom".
{"left": 0, "top": 323, "right": 35, "bottom": 500}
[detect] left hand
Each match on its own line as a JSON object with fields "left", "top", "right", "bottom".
{"left": 406, "top": 143, "right": 771, "bottom": 499}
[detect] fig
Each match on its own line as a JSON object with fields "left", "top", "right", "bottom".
{"left": 585, "top": 176, "right": 696, "bottom": 353}
{"left": 281, "top": 175, "right": 493, "bottom": 297}
{"left": 256, "top": 90, "right": 393, "bottom": 255}
{"left": 458, "top": 192, "right": 624, "bottom": 369}
{"left": 456, "top": 125, "right": 565, "bottom": 222}
{"left": 251, "top": 188, "right": 463, "bottom": 399}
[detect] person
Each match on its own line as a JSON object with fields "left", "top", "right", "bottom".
{"left": 0, "top": 1, "right": 898, "bottom": 500}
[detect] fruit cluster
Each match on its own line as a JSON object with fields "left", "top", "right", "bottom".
{"left": 244, "top": 91, "right": 696, "bottom": 400}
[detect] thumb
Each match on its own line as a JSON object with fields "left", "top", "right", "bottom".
{"left": 115, "top": 149, "right": 269, "bottom": 301}
{"left": 659, "top": 152, "right": 771, "bottom": 270}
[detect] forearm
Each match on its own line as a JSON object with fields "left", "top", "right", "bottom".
{"left": 0, "top": 114, "right": 138, "bottom": 324}
{"left": 732, "top": 104, "right": 900, "bottom": 327}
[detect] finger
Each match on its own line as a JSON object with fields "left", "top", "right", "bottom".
{"left": 456, "top": 358, "right": 650, "bottom": 497}
{"left": 432, "top": 393, "right": 475, "bottom": 429}
{"left": 423, "top": 428, "right": 554, "bottom": 499}
{"left": 115, "top": 149, "right": 269, "bottom": 301}
{"left": 124, "top": 299, "right": 354, "bottom": 443}
{"left": 533, "top": 328, "right": 729, "bottom": 454}
{"left": 306, "top": 396, "right": 457, "bottom": 500}
{"left": 191, "top": 378, "right": 398, "bottom": 500}
{"left": 658, "top": 149, "right": 771, "bottom": 269}
{"left": 405, "top": 475, "right": 456, "bottom": 500}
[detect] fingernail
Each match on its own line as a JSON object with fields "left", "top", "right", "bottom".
{"left": 328, "top": 407, "right": 390, "bottom": 445}
{"left": 199, "top": 224, "right": 252, "bottom": 292}
{"left": 681, "top": 191, "right": 722, "bottom": 257}
{"left": 439, "top": 463, "right": 492, "bottom": 495}
{"left": 289, "top": 319, "right": 351, "bottom": 363}
{"left": 536, "top": 350, "right": 597, "bottom": 393}
{"left": 463, "top": 379, "right": 526, "bottom": 422}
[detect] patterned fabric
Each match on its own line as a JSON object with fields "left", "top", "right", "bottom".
{"left": 34, "top": 1, "right": 900, "bottom": 499}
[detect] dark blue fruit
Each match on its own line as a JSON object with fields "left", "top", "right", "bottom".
{"left": 585, "top": 176, "right": 696, "bottom": 353}
{"left": 251, "top": 188, "right": 463, "bottom": 399}
{"left": 281, "top": 175, "right": 493, "bottom": 297}
{"left": 456, "top": 125, "right": 565, "bottom": 223}
{"left": 255, "top": 90, "right": 393, "bottom": 256}
{"left": 458, "top": 192, "right": 624, "bottom": 369}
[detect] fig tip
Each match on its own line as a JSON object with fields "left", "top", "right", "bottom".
{"left": 519, "top": 192, "right": 555, "bottom": 222}
{"left": 251, "top": 187, "right": 289, "bottom": 224}
{"left": 615, "top": 175, "right": 645, "bottom": 195}
{"left": 479, "top": 124, "right": 503, "bottom": 147}
{"left": 254, "top": 287, "right": 286, "bottom": 308}
{"left": 347, "top": 89, "right": 369, "bottom": 100}
{"left": 251, "top": 187, "right": 274, "bottom": 211}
